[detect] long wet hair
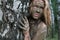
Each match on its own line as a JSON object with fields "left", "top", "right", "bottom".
{"left": 29, "top": 0, "right": 51, "bottom": 26}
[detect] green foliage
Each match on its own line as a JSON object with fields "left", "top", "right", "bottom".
{"left": 51, "top": 0, "right": 58, "bottom": 33}
{"left": 47, "top": 33, "right": 58, "bottom": 40}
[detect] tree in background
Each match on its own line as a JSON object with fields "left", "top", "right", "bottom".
{"left": 57, "top": 0, "right": 60, "bottom": 40}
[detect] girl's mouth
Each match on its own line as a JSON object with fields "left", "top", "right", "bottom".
{"left": 34, "top": 13, "right": 40, "bottom": 17}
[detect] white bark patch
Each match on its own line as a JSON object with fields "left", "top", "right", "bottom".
{"left": 17, "top": 30, "right": 19, "bottom": 39}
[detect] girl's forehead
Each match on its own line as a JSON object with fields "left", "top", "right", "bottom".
{"left": 33, "top": 0, "right": 43, "bottom": 2}
{"left": 32, "top": 0, "right": 44, "bottom": 7}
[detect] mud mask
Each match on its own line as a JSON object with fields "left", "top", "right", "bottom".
{"left": 30, "top": 0, "right": 44, "bottom": 14}
{"left": 31, "top": 6, "right": 44, "bottom": 14}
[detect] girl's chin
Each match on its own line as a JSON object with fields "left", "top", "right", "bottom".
{"left": 33, "top": 16, "right": 40, "bottom": 19}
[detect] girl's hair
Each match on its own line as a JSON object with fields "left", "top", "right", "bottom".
{"left": 43, "top": 0, "right": 51, "bottom": 26}
{"left": 29, "top": 0, "right": 51, "bottom": 26}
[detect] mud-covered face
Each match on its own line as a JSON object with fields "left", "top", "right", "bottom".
{"left": 30, "top": 0, "right": 44, "bottom": 19}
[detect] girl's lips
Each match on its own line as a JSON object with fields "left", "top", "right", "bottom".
{"left": 34, "top": 13, "right": 39, "bottom": 17}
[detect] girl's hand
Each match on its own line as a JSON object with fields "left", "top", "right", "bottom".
{"left": 18, "top": 16, "right": 29, "bottom": 31}
{"left": 18, "top": 16, "right": 31, "bottom": 40}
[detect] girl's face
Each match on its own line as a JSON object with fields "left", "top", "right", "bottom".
{"left": 30, "top": 0, "right": 44, "bottom": 19}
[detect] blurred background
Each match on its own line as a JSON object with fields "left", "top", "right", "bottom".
{"left": 0, "top": 0, "right": 59, "bottom": 40}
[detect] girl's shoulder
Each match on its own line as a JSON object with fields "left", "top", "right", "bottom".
{"left": 41, "top": 21, "right": 47, "bottom": 27}
{"left": 38, "top": 21, "right": 47, "bottom": 29}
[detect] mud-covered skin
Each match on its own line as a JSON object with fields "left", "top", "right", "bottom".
{"left": 18, "top": 16, "right": 30, "bottom": 40}
{"left": 30, "top": 0, "right": 44, "bottom": 14}
{"left": 30, "top": 0, "right": 44, "bottom": 20}
{"left": 28, "top": 0, "right": 47, "bottom": 40}
{"left": 29, "top": 19, "right": 47, "bottom": 40}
